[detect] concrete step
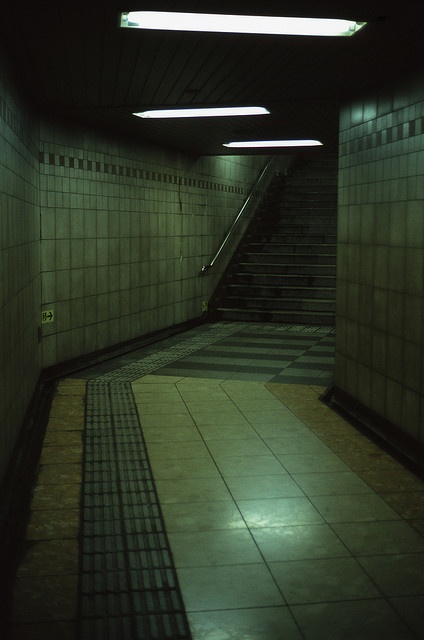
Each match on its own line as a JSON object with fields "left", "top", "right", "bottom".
{"left": 242, "top": 252, "right": 336, "bottom": 265}
{"left": 236, "top": 262, "right": 336, "bottom": 275}
{"left": 245, "top": 243, "right": 337, "bottom": 254}
{"left": 223, "top": 296, "right": 335, "bottom": 312}
{"left": 230, "top": 273, "right": 336, "bottom": 287}
{"left": 209, "top": 154, "right": 337, "bottom": 325}
{"left": 256, "top": 216, "right": 336, "bottom": 225}
{"left": 261, "top": 219, "right": 337, "bottom": 231}
{"left": 213, "top": 308, "right": 335, "bottom": 325}
{"left": 253, "top": 234, "right": 337, "bottom": 244}
{"left": 224, "top": 283, "right": 336, "bottom": 300}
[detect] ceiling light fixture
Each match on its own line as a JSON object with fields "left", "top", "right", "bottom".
{"left": 121, "top": 12, "right": 366, "bottom": 37}
{"left": 134, "top": 106, "right": 270, "bottom": 119}
{"left": 223, "top": 140, "right": 323, "bottom": 148}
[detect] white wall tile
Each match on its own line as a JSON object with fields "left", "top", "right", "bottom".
{"left": 337, "top": 77, "right": 424, "bottom": 443}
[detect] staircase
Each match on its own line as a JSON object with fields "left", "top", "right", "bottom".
{"left": 210, "top": 154, "right": 338, "bottom": 324}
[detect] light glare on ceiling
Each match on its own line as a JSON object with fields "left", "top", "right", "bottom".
{"left": 134, "top": 106, "right": 270, "bottom": 118}
{"left": 223, "top": 140, "right": 323, "bottom": 148}
{"left": 121, "top": 12, "right": 366, "bottom": 37}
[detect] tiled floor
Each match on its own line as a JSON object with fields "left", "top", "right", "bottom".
{"left": 8, "top": 322, "right": 424, "bottom": 639}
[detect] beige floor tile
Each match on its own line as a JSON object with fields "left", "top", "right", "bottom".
{"left": 291, "top": 599, "right": 415, "bottom": 640}
{"left": 132, "top": 390, "right": 182, "bottom": 401}
{"left": 214, "top": 455, "right": 285, "bottom": 477}
{"left": 139, "top": 413, "right": 196, "bottom": 427}
{"left": 337, "top": 449, "right": 403, "bottom": 472}
{"left": 198, "top": 423, "right": 258, "bottom": 440}
{"left": 142, "top": 425, "right": 202, "bottom": 443}
{"left": 16, "top": 539, "right": 79, "bottom": 576}
{"left": 150, "top": 457, "right": 220, "bottom": 480}
{"left": 57, "top": 380, "right": 86, "bottom": 390}
{"left": 389, "top": 595, "right": 424, "bottom": 638}
{"left": 42, "top": 430, "right": 82, "bottom": 447}
{"left": 310, "top": 493, "right": 402, "bottom": 523}
{"left": 206, "top": 438, "right": 272, "bottom": 458}
{"left": 358, "top": 468, "right": 424, "bottom": 493}
{"left": 269, "top": 556, "right": 380, "bottom": 604}
{"left": 233, "top": 399, "right": 290, "bottom": 412}
{"left": 253, "top": 421, "right": 312, "bottom": 438}
{"left": 135, "top": 400, "right": 188, "bottom": 415}
{"left": 39, "top": 446, "right": 83, "bottom": 465}
{"left": 145, "top": 440, "right": 210, "bottom": 460}
{"left": 252, "top": 523, "right": 350, "bottom": 562}
{"left": 321, "top": 434, "right": 383, "bottom": 453}
{"left": 378, "top": 491, "right": 424, "bottom": 519}
{"left": 184, "top": 400, "right": 239, "bottom": 413}
{"left": 177, "top": 564, "right": 284, "bottom": 611}
{"left": 11, "top": 575, "right": 78, "bottom": 622}
{"left": 155, "top": 477, "right": 233, "bottom": 504}
{"left": 26, "top": 509, "right": 80, "bottom": 540}
{"left": 189, "top": 412, "right": 249, "bottom": 426}
{"left": 292, "top": 471, "right": 373, "bottom": 496}
{"left": 36, "top": 464, "right": 82, "bottom": 485}
{"left": 30, "top": 483, "right": 81, "bottom": 510}
{"left": 263, "top": 435, "right": 331, "bottom": 455}
{"left": 276, "top": 452, "right": 350, "bottom": 474}
{"left": 358, "top": 553, "right": 424, "bottom": 596}
{"left": 225, "top": 474, "right": 304, "bottom": 500}
{"left": 132, "top": 383, "right": 182, "bottom": 394}
{"left": 244, "top": 410, "right": 300, "bottom": 425}
{"left": 237, "top": 497, "right": 324, "bottom": 528}
{"left": 188, "top": 606, "right": 303, "bottom": 640}
{"left": 45, "top": 416, "right": 84, "bottom": 431}
{"left": 168, "top": 529, "right": 263, "bottom": 567}
{"left": 161, "top": 501, "right": 246, "bottom": 532}
{"left": 48, "top": 396, "right": 85, "bottom": 417}
{"left": 332, "top": 520, "right": 424, "bottom": 556}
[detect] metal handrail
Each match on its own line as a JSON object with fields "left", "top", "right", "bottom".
{"left": 201, "top": 158, "right": 275, "bottom": 274}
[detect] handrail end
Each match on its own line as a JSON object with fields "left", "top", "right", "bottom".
{"left": 201, "top": 264, "right": 211, "bottom": 275}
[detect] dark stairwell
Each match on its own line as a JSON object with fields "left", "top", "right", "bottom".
{"left": 210, "top": 154, "right": 338, "bottom": 325}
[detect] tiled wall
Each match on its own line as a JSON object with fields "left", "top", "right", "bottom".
{"left": 38, "top": 120, "right": 266, "bottom": 367}
{"left": 0, "top": 61, "right": 42, "bottom": 482}
{"left": 336, "top": 74, "right": 424, "bottom": 444}
{"left": 0, "top": 58, "right": 266, "bottom": 485}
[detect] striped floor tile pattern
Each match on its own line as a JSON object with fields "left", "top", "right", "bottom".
{"left": 146, "top": 323, "right": 335, "bottom": 386}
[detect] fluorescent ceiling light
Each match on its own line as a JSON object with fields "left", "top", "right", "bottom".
{"left": 223, "top": 140, "right": 323, "bottom": 148}
{"left": 121, "top": 12, "right": 366, "bottom": 37}
{"left": 134, "top": 106, "right": 270, "bottom": 119}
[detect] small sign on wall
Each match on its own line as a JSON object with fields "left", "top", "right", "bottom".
{"left": 41, "top": 309, "right": 54, "bottom": 324}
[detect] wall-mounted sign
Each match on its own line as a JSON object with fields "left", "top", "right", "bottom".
{"left": 41, "top": 310, "right": 54, "bottom": 324}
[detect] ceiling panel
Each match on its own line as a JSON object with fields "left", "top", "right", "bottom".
{"left": 2, "top": 0, "right": 423, "bottom": 155}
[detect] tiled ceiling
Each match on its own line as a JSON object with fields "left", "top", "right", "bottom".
{"left": 2, "top": 0, "right": 423, "bottom": 155}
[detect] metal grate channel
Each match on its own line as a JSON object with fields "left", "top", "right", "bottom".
{"left": 78, "top": 381, "right": 192, "bottom": 640}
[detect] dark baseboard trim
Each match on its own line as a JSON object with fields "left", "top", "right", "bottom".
{"left": 322, "top": 385, "right": 424, "bottom": 480}
{"left": 0, "top": 374, "right": 56, "bottom": 631}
